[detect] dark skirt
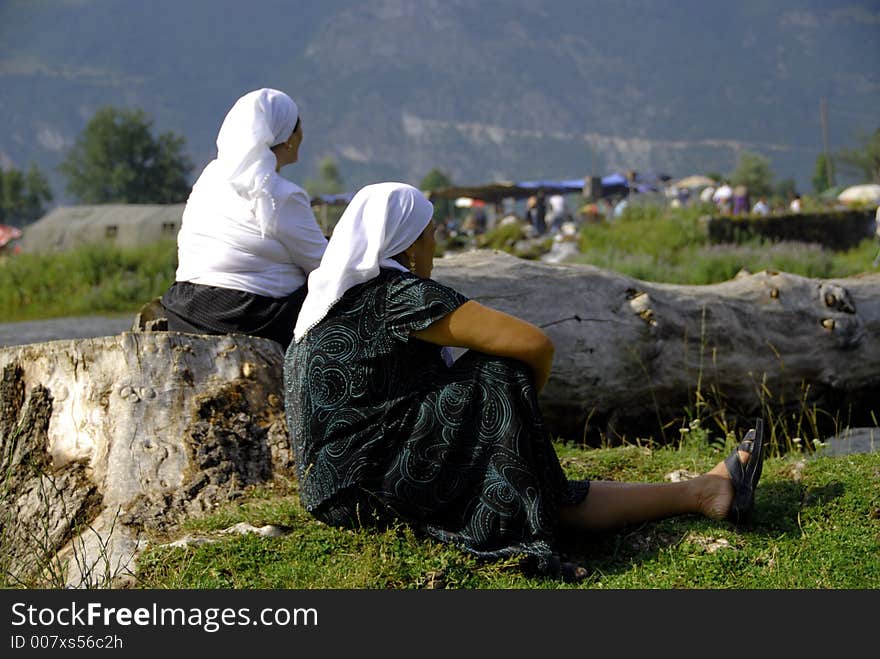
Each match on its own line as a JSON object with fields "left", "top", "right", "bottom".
{"left": 308, "top": 351, "right": 591, "bottom": 577}
{"left": 160, "top": 280, "right": 307, "bottom": 349}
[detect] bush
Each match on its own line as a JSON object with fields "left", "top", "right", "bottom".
{"left": 705, "top": 209, "right": 875, "bottom": 251}
{"left": 568, "top": 204, "right": 878, "bottom": 284}
{"left": 476, "top": 222, "right": 527, "bottom": 251}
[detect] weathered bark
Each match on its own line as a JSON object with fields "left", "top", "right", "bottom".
{"left": 0, "top": 366, "right": 102, "bottom": 588}
{"left": 432, "top": 250, "right": 880, "bottom": 444}
{"left": 0, "top": 333, "right": 292, "bottom": 588}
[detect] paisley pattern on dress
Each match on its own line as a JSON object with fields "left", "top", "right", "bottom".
{"left": 284, "top": 268, "right": 589, "bottom": 573}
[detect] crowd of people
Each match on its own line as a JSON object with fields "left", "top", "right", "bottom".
{"left": 522, "top": 190, "right": 571, "bottom": 236}
{"left": 408, "top": 168, "right": 842, "bottom": 249}
{"left": 672, "top": 181, "right": 805, "bottom": 217}
{"left": 440, "top": 189, "right": 577, "bottom": 241}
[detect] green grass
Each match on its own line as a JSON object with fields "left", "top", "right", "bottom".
{"left": 0, "top": 239, "right": 177, "bottom": 322}
{"left": 134, "top": 434, "right": 880, "bottom": 589}
{"left": 569, "top": 206, "right": 878, "bottom": 284}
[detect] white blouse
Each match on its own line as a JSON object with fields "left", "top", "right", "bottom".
{"left": 174, "top": 163, "right": 328, "bottom": 298}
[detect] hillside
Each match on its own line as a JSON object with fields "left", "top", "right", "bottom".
{"left": 0, "top": 0, "right": 878, "bottom": 203}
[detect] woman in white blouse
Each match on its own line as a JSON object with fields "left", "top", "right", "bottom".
{"left": 160, "top": 88, "right": 328, "bottom": 349}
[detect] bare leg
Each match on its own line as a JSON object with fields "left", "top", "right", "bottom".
{"left": 559, "top": 448, "right": 750, "bottom": 531}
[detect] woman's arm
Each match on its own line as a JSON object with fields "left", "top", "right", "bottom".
{"left": 274, "top": 191, "right": 329, "bottom": 273}
{"left": 411, "top": 300, "right": 555, "bottom": 392}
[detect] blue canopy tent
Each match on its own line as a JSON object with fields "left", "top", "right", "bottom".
{"left": 600, "top": 172, "right": 672, "bottom": 196}
{"left": 601, "top": 173, "right": 628, "bottom": 187}
{"left": 631, "top": 171, "right": 672, "bottom": 193}
{"left": 600, "top": 173, "right": 630, "bottom": 199}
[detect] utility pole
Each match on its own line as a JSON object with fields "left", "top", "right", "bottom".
{"left": 820, "top": 97, "right": 835, "bottom": 187}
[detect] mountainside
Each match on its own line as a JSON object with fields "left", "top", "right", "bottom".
{"left": 1, "top": 0, "right": 878, "bottom": 204}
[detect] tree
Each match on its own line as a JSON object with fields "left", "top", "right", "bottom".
{"left": 836, "top": 127, "right": 880, "bottom": 183}
{"left": 303, "top": 156, "right": 345, "bottom": 197}
{"left": 419, "top": 168, "right": 453, "bottom": 191}
{"left": 0, "top": 167, "right": 23, "bottom": 225}
{"left": 728, "top": 151, "right": 773, "bottom": 199}
{"left": 773, "top": 178, "right": 798, "bottom": 206}
{"left": 811, "top": 153, "right": 834, "bottom": 193}
{"left": 304, "top": 157, "right": 347, "bottom": 234}
{"left": 0, "top": 163, "right": 53, "bottom": 226}
{"left": 59, "top": 107, "right": 193, "bottom": 204}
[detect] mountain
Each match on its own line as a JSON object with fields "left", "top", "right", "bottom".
{"left": 1, "top": 0, "right": 878, "bottom": 204}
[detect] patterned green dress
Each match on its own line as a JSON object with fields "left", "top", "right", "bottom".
{"left": 283, "top": 268, "right": 590, "bottom": 574}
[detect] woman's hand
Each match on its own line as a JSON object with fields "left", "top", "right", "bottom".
{"left": 412, "top": 300, "right": 555, "bottom": 392}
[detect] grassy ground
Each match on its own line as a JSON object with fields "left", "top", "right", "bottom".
{"left": 134, "top": 429, "right": 880, "bottom": 589}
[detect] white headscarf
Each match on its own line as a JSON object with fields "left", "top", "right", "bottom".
{"left": 205, "top": 88, "right": 299, "bottom": 238}
{"left": 293, "top": 182, "right": 434, "bottom": 342}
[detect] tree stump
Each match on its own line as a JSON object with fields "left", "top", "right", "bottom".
{"left": 0, "top": 333, "right": 292, "bottom": 588}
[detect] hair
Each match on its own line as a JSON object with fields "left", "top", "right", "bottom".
{"left": 271, "top": 117, "right": 301, "bottom": 149}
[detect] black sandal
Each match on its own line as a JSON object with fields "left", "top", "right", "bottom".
{"left": 725, "top": 418, "right": 765, "bottom": 524}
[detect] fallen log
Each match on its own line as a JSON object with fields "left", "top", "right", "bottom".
{"left": 432, "top": 250, "right": 880, "bottom": 444}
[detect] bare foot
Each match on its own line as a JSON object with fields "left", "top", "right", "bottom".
{"left": 696, "top": 443, "right": 753, "bottom": 520}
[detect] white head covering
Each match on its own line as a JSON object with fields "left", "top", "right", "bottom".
{"left": 209, "top": 88, "right": 299, "bottom": 238}
{"left": 293, "top": 182, "right": 434, "bottom": 342}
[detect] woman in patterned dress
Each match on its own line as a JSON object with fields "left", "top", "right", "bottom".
{"left": 284, "top": 182, "right": 764, "bottom": 580}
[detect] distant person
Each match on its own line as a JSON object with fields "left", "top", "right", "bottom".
{"left": 434, "top": 218, "right": 449, "bottom": 244}
{"left": 578, "top": 201, "right": 601, "bottom": 224}
{"left": 547, "top": 193, "right": 567, "bottom": 233}
{"left": 612, "top": 195, "right": 629, "bottom": 220}
{"left": 700, "top": 185, "right": 716, "bottom": 205}
{"left": 159, "top": 88, "right": 328, "bottom": 350}
{"left": 789, "top": 194, "right": 802, "bottom": 213}
{"left": 525, "top": 196, "right": 537, "bottom": 232}
{"left": 284, "top": 181, "right": 768, "bottom": 582}
{"left": 528, "top": 188, "right": 548, "bottom": 236}
{"left": 676, "top": 186, "right": 691, "bottom": 208}
{"left": 713, "top": 181, "right": 733, "bottom": 214}
{"left": 472, "top": 203, "right": 488, "bottom": 234}
{"left": 599, "top": 198, "right": 615, "bottom": 221}
{"left": 732, "top": 184, "right": 750, "bottom": 216}
{"left": 751, "top": 197, "right": 770, "bottom": 216}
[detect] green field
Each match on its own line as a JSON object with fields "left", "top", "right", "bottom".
{"left": 130, "top": 432, "right": 880, "bottom": 589}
